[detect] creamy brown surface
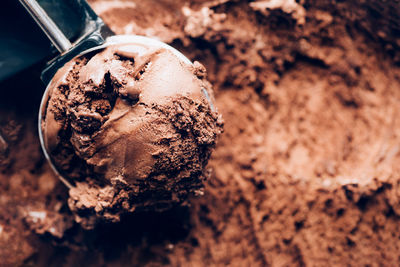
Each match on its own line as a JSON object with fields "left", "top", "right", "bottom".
{"left": 1, "top": 0, "right": 400, "bottom": 266}
{"left": 42, "top": 43, "right": 222, "bottom": 228}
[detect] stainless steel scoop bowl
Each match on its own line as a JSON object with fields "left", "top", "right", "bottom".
{"left": 38, "top": 35, "right": 204, "bottom": 188}
{"left": 19, "top": 0, "right": 214, "bottom": 188}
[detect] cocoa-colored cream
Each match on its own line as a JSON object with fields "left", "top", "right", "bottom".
{"left": 42, "top": 43, "right": 223, "bottom": 228}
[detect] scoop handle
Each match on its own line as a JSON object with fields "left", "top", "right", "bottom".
{"left": 18, "top": 0, "right": 114, "bottom": 54}
{"left": 18, "top": 0, "right": 72, "bottom": 53}
{"left": 18, "top": 0, "right": 114, "bottom": 84}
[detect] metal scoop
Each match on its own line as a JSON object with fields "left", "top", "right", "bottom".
{"left": 19, "top": 0, "right": 213, "bottom": 188}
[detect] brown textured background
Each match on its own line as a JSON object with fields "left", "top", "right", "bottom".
{"left": 1, "top": 0, "right": 400, "bottom": 266}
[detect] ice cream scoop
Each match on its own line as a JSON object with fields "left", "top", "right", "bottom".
{"left": 19, "top": 0, "right": 216, "bottom": 184}
{"left": 20, "top": 0, "right": 222, "bottom": 227}
{"left": 39, "top": 36, "right": 217, "bottom": 189}
{"left": 41, "top": 41, "right": 222, "bottom": 227}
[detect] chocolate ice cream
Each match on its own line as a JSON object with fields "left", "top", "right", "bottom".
{"left": 41, "top": 42, "right": 223, "bottom": 228}
{"left": 2, "top": 0, "right": 400, "bottom": 266}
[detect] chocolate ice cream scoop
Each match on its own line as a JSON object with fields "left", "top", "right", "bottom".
{"left": 38, "top": 34, "right": 218, "bottom": 189}
{"left": 20, "top": 0, "right": 222, "bottom": 227}
{"left": 41, "top": 41, "right": 222, "bottom": 227}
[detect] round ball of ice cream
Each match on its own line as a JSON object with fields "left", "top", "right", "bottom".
{"left": 41, "top": 43, "right": 223, "bottom": 228}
